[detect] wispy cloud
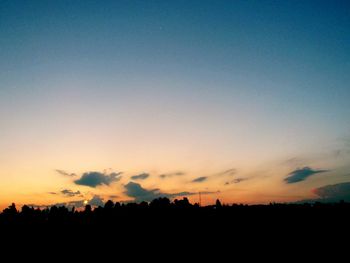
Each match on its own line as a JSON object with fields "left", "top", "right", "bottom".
{"left": 225, "top": 177, "right": 250, "bottom": 185}
{"left": 191, "top": 168, "right": 237, "bottom": 184}
{"left": 284, "top": 167, "right": 328, "bottom": 184}
{"left": 74, "top": 171, "right": 122, "bottom": 188}
{"left": 61, "top": 189, "right": 81, "bottom": 197}
{"left": 131, "top": 173, "right": 150, "bottom": 180}
{"left": 48, "top": 189, "right": 82, "bottom": 197}
{"left": 159, "top": 172, "right": 185, "bottom": 179}
{"left": 192, "top": 176, "right": 208, "bottom": 183}
{"left": 55, "top": 169, "right": 77, "bottom": 177}
{"left": 216, "top": 168, "right": 237, "bottom": 177}
{"left": 233, "top": 178, "right": 248, "bottom": 184}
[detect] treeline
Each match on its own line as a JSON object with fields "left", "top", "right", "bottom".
{"left": 1, "top": 197, "right": 350, "bottom": 227}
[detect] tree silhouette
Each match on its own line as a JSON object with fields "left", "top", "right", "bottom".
{"left": 3, "top": 203, "right": 17, "bottom": 215}
{"left": 0, "top": 197, "right": 349, "bottom": 231}
{"left": 84, "top": 204, "right": 92, "bottom": 213}
{"left": 104, "top": 200, "right": 114, "bottom": 210}
{"left": 216, "top": 199, "right": 222, "bottom": 209}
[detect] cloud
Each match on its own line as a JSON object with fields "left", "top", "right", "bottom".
{"left": 55, "top": 169, "right": 76, "bottom": 177}
{"left": 189, "top": 168, "right": 236, "bottom": 184}
{"left": 225, "top": 177, "right": 249, "bottom": 185}
{"left": 284, "top": 167, "right": 328, "bottom": 184}
{"left": 124, "top": 182, "right": 160, "bottom": 202}
{"left": 61, "top": 189, "right": 81, "bottom": 197}
{"left": 233, "top": 178, "right": 248, "bottom": 184}
{"left": 216, "top": 169, "right": 237, "bottom": 177}
{"left": 131, "top": 173, "right": 150, "bottom": 180}
{"left": 312, "top": 182, "right": 350, "bottom": 202}
{"left": 159, "top": 172, "right": 185, "bottom": 179}
{"left": 192, "top": 176, "right": 207, "bottom": 183}
{"left": 55, "top": 200, "right": 85, "bottom": 209}
{"left": 48, "top": 189, "right": 81, "bottom": 197}
{"left": 47, "top": 195, "right": 105, "bottom": 209}
{"left": 168, "top": 191, "right": 196, "bottom": 198}
{"left": 124, "top": 182, "right": 216, "bottom": 202}
{"left": 74, "top": 171, "right": 122, "bottom": 188}
{"left": 88, "top": 195, "right": 105, "bottom": 207}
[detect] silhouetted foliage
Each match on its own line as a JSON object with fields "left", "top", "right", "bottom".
{"left": 3, "top": 203, "right": 17, "bottom": 215}
{"left": 84, "top": 205, "right": 92, "bottom": 213}
{"left": 1, "top": 197, "right": 350, "bottom": 238}
{"left": 104, "top": 200, "right": 114, "bottom": 210}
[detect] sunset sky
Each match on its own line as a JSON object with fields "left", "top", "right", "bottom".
{"left": 1, "top": 0, "right": 350, "bottom": 209}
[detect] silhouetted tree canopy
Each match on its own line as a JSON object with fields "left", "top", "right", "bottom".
{"left": 1, "top": 197, "right": 350, "bottom": 232}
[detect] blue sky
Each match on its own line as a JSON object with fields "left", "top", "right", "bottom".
{"left": 0, "top": 0, "right": 349, "bottom": 207}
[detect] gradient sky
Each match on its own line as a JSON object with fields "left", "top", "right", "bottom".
{"left": 1, "top": 0, "right": 350, "bottom": 209}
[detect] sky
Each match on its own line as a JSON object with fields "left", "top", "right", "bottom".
{"left": 1, "top": 0, "right": 350, "bottom": 209}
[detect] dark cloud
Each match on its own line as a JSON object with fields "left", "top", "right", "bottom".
{"left": 55, "top": 169, "right": 77, "bottom": 177}
{"left": 131, "top": 173, "right": 150, "bottom": 180}
{"left": 192, "top": 176, "right": 207, "bottom": 183}
{"left": 284, "top": 167, "right": 328, "bottom": 184}
{"left": 159, "top": 172, "right": 185, "bottom": 179}
{"left": 312, "top": 182, "right": 350, "bottom": 202}
{"left": 48, "top": 192, "right": 57, "bottom": 195}
{"left": 61, "top": 189, "right": 81, "bottom": 197}
{"left": 124, "top": 182, "right": 216, "bottom": 202}
{"left": 74, "top": 171, "right": 122, "bottom": 188}
{"left": 124, "top": 182, "right": 160, "bottom": 202}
